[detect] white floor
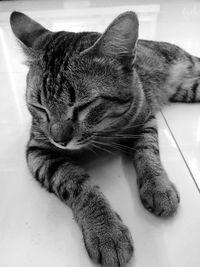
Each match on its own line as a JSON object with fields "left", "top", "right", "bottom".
{"left": 0, "top": 1, "right": 200, "bottom": 267}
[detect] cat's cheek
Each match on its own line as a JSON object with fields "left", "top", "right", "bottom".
{"left": 33, "top": 119, "right": 49, "bottom": 134}
{"left": 78, "top": 108, "right": 88, "bottom": 122}
{"left": 29, "top": 108, "right": 48, "bottom": 124}
{"left": 96, "top": 117, "right": 113, "bottom": 129}
{"left": 35, "top": 117, "right": 48, "bottom": 126}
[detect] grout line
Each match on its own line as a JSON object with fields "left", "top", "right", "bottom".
{"left": 161, "top": 110, "right": 200, "bottom": 194}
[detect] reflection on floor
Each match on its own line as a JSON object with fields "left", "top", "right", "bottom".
{"left": 0, "top": 1, "right": 200, "bottom": 267}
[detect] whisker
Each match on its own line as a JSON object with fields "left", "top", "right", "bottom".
{"left": 100, "top": 112, "right": 152, "bottom": 135}
{"left": 109, "top": 142, "right": 130, "bottom": 153}
{"left": 91, "top": 141, "right": 116, "bottom": 155}
{"left": 94, "top": 133, "right": 142, "bottom": 139}
{"left": 93, "top": 140, "right": 128, "bottom": 154}
{"left": 87, "top": 145, "right": 97, "bottom": 155}
{"left": 112, "top": 142, "right": 137, "bottom": 153}
{"left": 97, "top": 138, "right": 138, "bottom": 154}
{"left": 90, "top": 142, "right": 108, "bottom": 154}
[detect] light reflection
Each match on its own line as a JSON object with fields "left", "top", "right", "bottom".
{"left": 196, "top": 117, "right": 200, "bottom": 142}
{"left": 0, "top": 27, "right": 23, "bottom": 124}
{"left": 188, "top": 158, "right": 200, "bottom": 189}
{"left": 162, "top": 129, "right": 177, "bottom": 148}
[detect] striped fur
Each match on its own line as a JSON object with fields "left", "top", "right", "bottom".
{"left": 10, "top": 10, "right": 199, "bottom": 266}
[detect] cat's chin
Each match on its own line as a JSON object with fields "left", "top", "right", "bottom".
{"left": 65, "top": 140, "right": 84, "bottom": 150}
{"left": 50, "top": 138, "right": 85, "bottom": 151}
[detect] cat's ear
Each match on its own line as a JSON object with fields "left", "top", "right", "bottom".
{"left": 82, "top": 11, "right": 138, "bottom": 62}
{"left": 10, "top": 11, "right": 50, "bottom": 50}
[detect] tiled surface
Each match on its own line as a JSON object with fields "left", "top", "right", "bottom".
{"left": 162, "top": 105, "right": 200, "bottom": 191}
{"left": 0, "top": 1, "right": 200, "bottom": 267}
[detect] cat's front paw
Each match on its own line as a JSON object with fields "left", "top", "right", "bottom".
{"left": 139, "top": 175, "right": 180, "bottom": 217}
{"left": 82, "top": 213, "right": 134, "bottom": 267}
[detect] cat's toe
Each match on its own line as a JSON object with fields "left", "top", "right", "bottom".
{"left": 82, "top": 219, "right": 134, "bottom": 267}
{"left": 139, "top": 177, "right": 180, "bottom": 217}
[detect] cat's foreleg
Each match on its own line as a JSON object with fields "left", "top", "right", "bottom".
{"left": 131, "top": 114, "right": 180, "bottom": 217}
{"left": 26, "top": 139, "right": 134, "bottom": 267}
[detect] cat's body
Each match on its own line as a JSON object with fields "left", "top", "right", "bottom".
{"left": 136, "top": 40, "right": 200, "bottom": 108}
{"left": 10, "top": 11, "right": 199, "bottom": 267}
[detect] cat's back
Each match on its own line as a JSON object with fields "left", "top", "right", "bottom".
{"left": 135, "top": 39, "right": 190, "bottom": 109}
{"left": 137, "top": 39, "right": 188, "bottom": 64}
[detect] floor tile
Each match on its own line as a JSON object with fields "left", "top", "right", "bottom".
{"left": 0, "top": 109, "right": 200, "bottom": 267}
{"left": 162, "top": 105, "right": 200, "bottom": 191}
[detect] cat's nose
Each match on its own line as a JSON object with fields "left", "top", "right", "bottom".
{"left": 50, "top": 119, "right": 74, "bottom": 145}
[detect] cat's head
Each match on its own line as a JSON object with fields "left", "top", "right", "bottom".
{"left": 10, "top": 11, "right": 141, "bottom": 151}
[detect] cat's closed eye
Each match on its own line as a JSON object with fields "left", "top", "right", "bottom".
{"left": 79, "top": 99, "right": 130, "bottom": 126}
{"left": 28, "top": 102, "right": 50, "bottom": 122}
{"left": 77, "top": 99, "right": 99, "bottom": 122}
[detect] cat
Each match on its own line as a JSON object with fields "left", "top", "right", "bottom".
{"left": 10, "top": 10, "right": 199, "bottom": 267}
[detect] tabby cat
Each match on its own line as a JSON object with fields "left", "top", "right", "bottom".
{"left": 10, "top": 10, "right": 199, "bottom": 267}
